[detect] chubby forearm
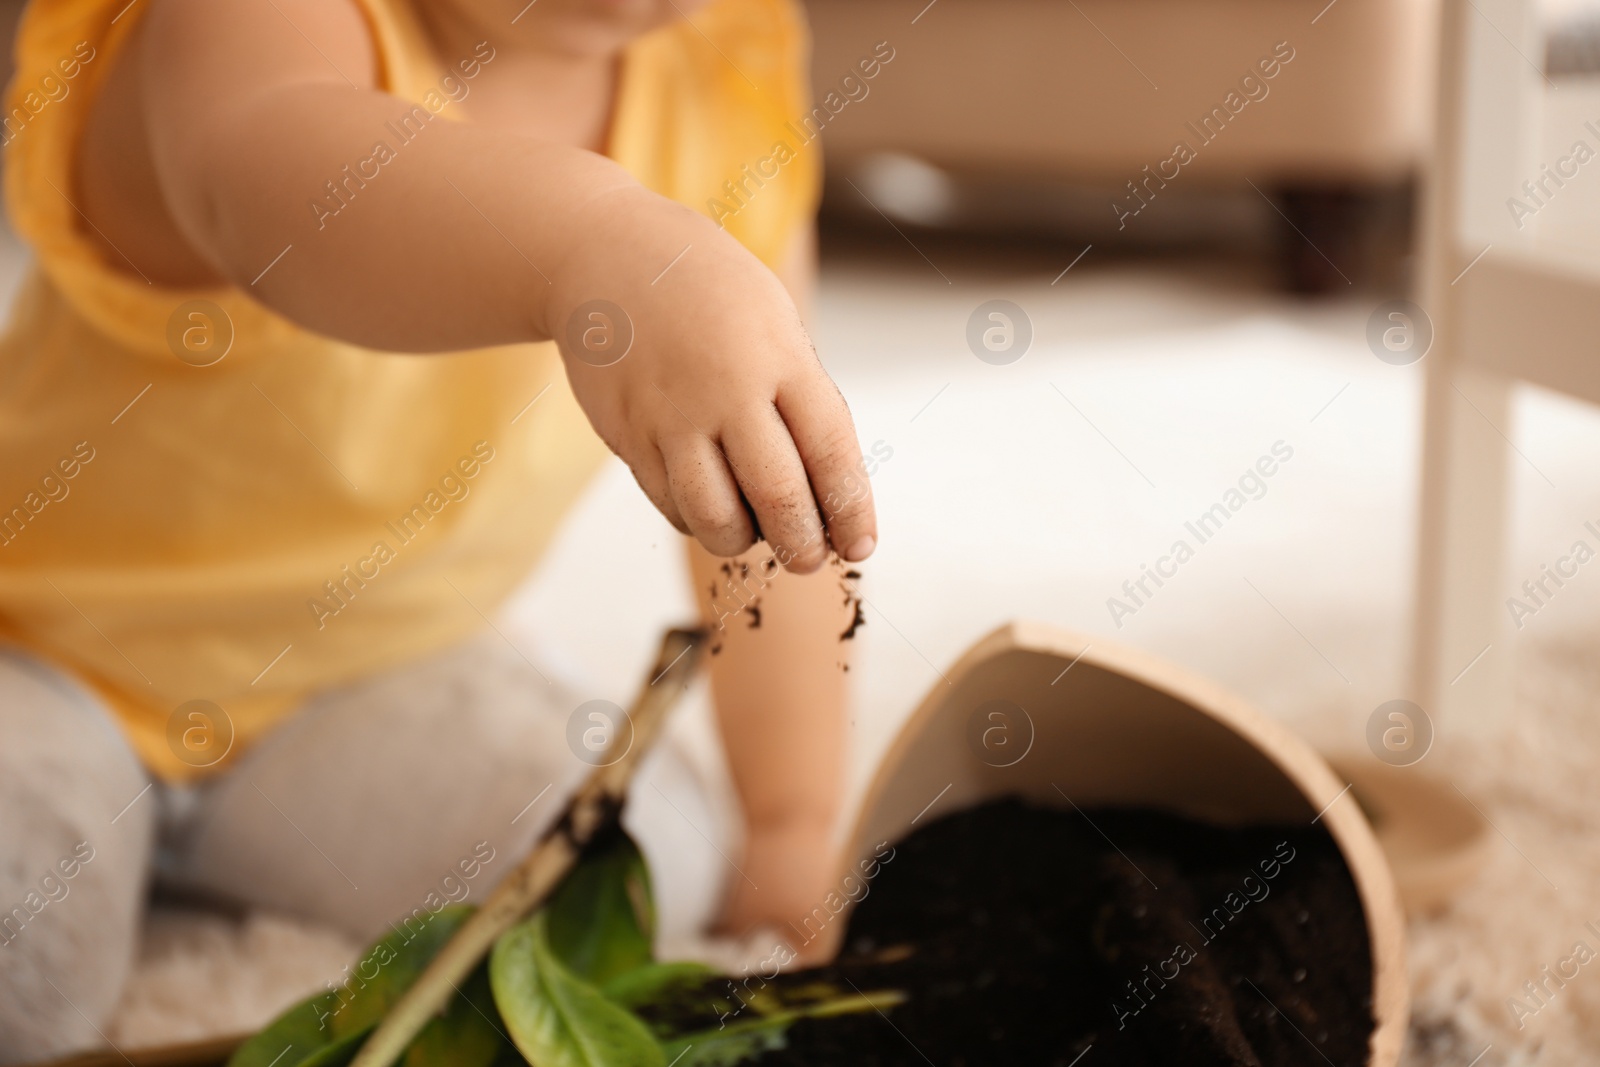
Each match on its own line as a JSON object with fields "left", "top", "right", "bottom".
{"left": 689, "top": 539, "right": 848, "bottom": 834}
{"left": 132, "top": 0, "right": 709, "bottom": 354}
{"left": 145, "top": 79, "right": 674, "bottom": 352}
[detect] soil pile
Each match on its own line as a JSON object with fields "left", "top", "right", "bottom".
{"left": 760, "top": 798, "right": 1373, "bottom": 1066}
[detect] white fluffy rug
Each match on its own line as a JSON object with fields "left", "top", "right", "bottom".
{"left": 105, "top": 911, "right": 360, "bottom": 1050}
{"left": 1398, "top": 632, "right": 1600, "bottom": 1067}
{"left": 98, "top": 248, "right": 1600, "bottom": 1064}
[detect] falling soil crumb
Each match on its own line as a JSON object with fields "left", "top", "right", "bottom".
{"left": 838, "top": 603, "right": 865, "bottom": 642}
{"left": 835, "top": 557, "right": 865, "bottom": 642}
{"left": 707, "top": 579, "right": 723, "bottom": 655}
{"left": 704, "top": 554, "right": 862, "bottom": 656}
{"left": 757, "top": 798, "right": 1374, "bottom": 1066}
{"left": 731, "top": 561, "right": 764, "bottom": 630}
{"left": 706, "top": 560, "right": 773, "bottom": 655}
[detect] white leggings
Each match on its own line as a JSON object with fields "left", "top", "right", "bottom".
{"left": 0, "top": 636, "right": 731, "bottom": 1064}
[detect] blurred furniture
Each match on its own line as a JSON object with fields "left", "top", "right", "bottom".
{"left": 804, "top": 0, "right": 1438, "bottom": 288}
{"left": 805, "top": 0, "right": 1436, "bottom": 184}
{"left": 1411, "top": 0, "right": 1600, "bottom": 730}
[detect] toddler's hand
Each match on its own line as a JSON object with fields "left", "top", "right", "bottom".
{"left": 548, "top": 191, "right": 875, "bottom": 574}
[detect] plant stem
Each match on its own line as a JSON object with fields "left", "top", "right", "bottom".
{"left": 348, "top": 627, "right": 708, "bottom": 1067}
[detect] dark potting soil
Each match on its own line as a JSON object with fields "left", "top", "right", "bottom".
{"left": 758, "top": 798, "right": 1374, "bottom": 1067}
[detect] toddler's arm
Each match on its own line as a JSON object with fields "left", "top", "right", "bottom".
{"left": 124, "top": 0, "right": 876, "bottom": 573}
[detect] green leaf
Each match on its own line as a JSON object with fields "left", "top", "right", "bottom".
{"left": 298, "top": 1028, "right": 372, "bottom": 1067}
{"left": 661, "top": 1028, "right": 787, "bottom": 1067}
{"left": 402, "top": 964, "right": 511, "bottom": 1067}
{"left": 661, "top": 988, "right": 907, "bottom": 1067}
{"left": 490, "top": 913, "right": 667, "bottom": 1067}
{"left": 621, "top": 964, "right": 907, "bottom": 1067}
{"left": 227, "top": 905, "right": 477, "bottom": 1067}
{"left": 226, "top": 996, "right": 354, "bottom": 1067}
{"left": 601, "top": 961, "right": 718, "bottom": 1010}
{"left": 330, "top": 905, "right": 478, "bottom": 1038}
{"left": 543, "top": 829, "right": 656, "bottom": 988}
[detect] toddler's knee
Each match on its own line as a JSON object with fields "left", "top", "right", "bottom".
{"left": 0, "top": 650, "right": 151, "bottom": 1063}
{"left": 0, "top": 823, "right": 146, "bottom": 1063}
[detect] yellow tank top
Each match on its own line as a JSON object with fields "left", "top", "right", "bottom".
{"left": 0, "top": 0, "right": 818, "bottom": 781}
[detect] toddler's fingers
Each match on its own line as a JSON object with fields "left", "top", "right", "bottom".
{"left": 624, "top": 443, "right": 690, "bottom": 536}
{"left": 658, "top": 431, "right": 758, "bottom": 558}
{"left": 777, "top": 374, "right": 876, "bottom": 564}
{"left": 720, "top": 407, "right": 829, "bottom": 575}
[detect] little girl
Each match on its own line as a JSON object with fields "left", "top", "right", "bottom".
{"left": 0, "top": 0, "right": 876, "bottom": 1059}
